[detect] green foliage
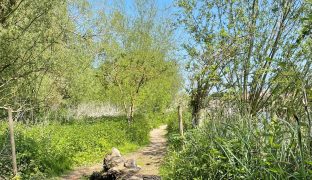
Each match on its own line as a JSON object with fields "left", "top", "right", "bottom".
{"left": 0, "top": 116, "right": 151, "bottom": 179}
{"left": 97, "top": 0, "right": 181, "bottom": 121}
{"left": 162, "top": 114, "right": 312, "bottom": 179}
{"left": 146, "top": 112, "right": 176, "bottom": 129}
{"left": 126, "top": 115, "right": 151, "bottom": 145}
{"left": 168, "top": 1, "right": 312, "bottom": 178}
{"left": 177, "top": 0, "right": 310, "bottom": 121}
{"left": 0, "top": 0, "right": 71, "bottom": 106}
{"left": 0, "top": 0, "right": 102, "bottom": 122}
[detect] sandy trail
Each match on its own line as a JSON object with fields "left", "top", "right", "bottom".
{"left": 60, "top": 125, "right": 167, "bottom": 179}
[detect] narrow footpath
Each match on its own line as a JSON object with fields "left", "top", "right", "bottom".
{"left": 61, "top": 125, "right": 168, "bottom": 179}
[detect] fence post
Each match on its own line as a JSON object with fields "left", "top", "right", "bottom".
{"left": 8, "top": 107, "right": 17, "bottom": 176}
{"left": 178, "top": 105, "right": 184, "bottom": 137}
{"left": 302, "top": 85, "right": 312, "bottom": 155}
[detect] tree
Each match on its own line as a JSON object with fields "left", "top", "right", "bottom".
{"left": 0, "top": 0, "right": 96, "bottom": 121}
{"left": 176, "top": 0, "right": 307, "bottom": 125}
{"left": 98, "top": 0, "right": 181, "bottom": 123}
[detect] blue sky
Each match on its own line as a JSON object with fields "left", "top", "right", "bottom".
{"left": 97, "top": 0, "right": 173, "bottom": 8}
{"left": 88, "top": 0, "right": 174, "bottom": 14}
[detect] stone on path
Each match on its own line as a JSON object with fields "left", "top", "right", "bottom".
{"left": 90, "top": 147, "right": 141, "bottom": 180}
{"left": 111, "top": 147, "right": 121, "bottom": 157}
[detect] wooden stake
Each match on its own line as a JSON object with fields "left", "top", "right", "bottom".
{"left": 178, "top": 105, "right": 184, "bottom": 137}
{"left": 302, "top": 85, "right": 312, "bottom": 155}
{"left": 8, "top": 107, "right": 17, "bottom": 176}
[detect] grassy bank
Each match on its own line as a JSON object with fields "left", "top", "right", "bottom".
{"left": 0, "top": 116, "right": 151, "bottom": 179}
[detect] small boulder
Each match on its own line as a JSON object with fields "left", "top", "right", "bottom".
{"left": 142, "top": 175, "right": 161, "bottom": 180}
{"left": 124, "top": 159, "right": 137, "bottom": 168}
{"left": 103, "top": 155, "right": 125, "bottom": 171}
{"left": 107, "top": 167, "right": 122, "bottom": 177}
{"left": 127, "top": 166, "right": 141, "bottom": 174}
{"left": 92, "top": 148, "right": 142, "bottom": 179}
{"left": 111, "top": 147, "right": 121, "bottom": 157}
{"left": 89, "top": 171, "right": 105, "bottom": 180}
{"left": 90, "top": 171, "right": 117, "bottom": 180}
{"left": 103, "top": 148, "right": 124, "bottom": 170}
{"left": 123, "top": 159, "right": 141, "bottom": 174}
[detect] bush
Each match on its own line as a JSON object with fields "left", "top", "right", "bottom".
{"left": 0, "top": 116, "right": 151, "bottom": 179}
{"left": 161, "top": 114, "right": 312, "bottom": 179}
{"left": 127, "top": 115, "right": 151, "bottom": 145}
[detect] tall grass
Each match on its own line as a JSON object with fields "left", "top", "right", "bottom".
{"left": 162, "top": 113, "right": 312, "bottom": 179}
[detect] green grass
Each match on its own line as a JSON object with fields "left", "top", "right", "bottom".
{"left": 0, "top": 116, "right": 151, "bottom": 179}
{"left": 161, "top": 113, "right": 312, "bottom": 179}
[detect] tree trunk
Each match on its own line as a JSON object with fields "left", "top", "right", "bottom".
{"left": 191, "top": 82, "right": 204, "bottom": 127}
{"left": 191, "top": 98, "right": 202, "bottom": 127}
{"left": 127, "top": 102, "right": 134, "bottom": 124}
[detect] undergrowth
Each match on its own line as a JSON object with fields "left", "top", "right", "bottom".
{"left": 0, "top": 116, "right": 150, "bottom": 179}
{"left": 161, "top": 114, "right": 312, "bottom": 179}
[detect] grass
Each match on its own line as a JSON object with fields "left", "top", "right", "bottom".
{"left": 0, "top": 115, "right": 151, "bottom": 179}
{"left": 161, "top": 112, "right": 312, "bottom": 179}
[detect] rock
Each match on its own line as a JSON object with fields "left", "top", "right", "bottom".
{"left": 107, "top": 167, "right": 122, "bottom": 177}
{"left": 122, "top": 166, "right": 141, "bottom": 174}
{"left": 142, "top": 175, "right": 161, "bottom": 180}
{"left": 90, "top": 171, "right": 117, "bottom": 180}
{"left": 103, "top": 147, "right": 124, "bottom": 170}
{"left": 111, "top": 147, "right": 121, "bottom": 157}
{"left": 124, "top": 159, "right": 137, "bottom": 168}
{"left": 123, "top": 175, "right": 143, "bottom": 180}
{"left": 103, "top": 155, "right": 125, "bottom": 171}
{"left": 128, "top": 166, "right": 141, "bottom": 173}
{"left": 92, "top": 148, "right": 142, "bottom": 180}
{"left": 90, "top": 171, "right": 104, "bottom": 180}
{"left": 123, "top": 159, "right": 141, "bottom": 174}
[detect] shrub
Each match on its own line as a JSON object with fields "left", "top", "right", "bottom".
{"left": 127, "top": 116, "right": 151, "bottom": 145}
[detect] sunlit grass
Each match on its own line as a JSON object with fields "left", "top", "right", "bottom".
{"left": 0, "top": 116, "right": 150, "bottom": 179}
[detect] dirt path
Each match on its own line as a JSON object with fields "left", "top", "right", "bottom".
{"left": 60, "top": 125, "right": 167, "bottom": 179}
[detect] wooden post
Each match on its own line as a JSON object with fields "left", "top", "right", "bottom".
{"left": 178, "top": 105, "right": 184, "bottom": 136}
{"left": 302, "top": 86, "right": 312, "bottom": 155}
{"left": 8, "top": 107, "right": 17, "bottom": 176}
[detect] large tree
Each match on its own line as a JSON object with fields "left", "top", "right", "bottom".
{"left": 0, "top": 0, "right": 97, "bottom": 120}
{"left": 98, "top": 0, "right": 181, "bottom": 123}
{"left": 176, "top": 0, "right": 308, "bottom": 125}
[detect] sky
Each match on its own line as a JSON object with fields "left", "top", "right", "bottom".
{"left": 108, "top": 0, "right": 172, "bottom": 8}
{"left": 88, "top": 0, "right": 174, "bottom": 14}
{"left": 86, "top": 0, "right": 182, "bottom": 40}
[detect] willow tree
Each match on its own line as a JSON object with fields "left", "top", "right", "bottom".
{"left": 0, "top": 0, "right": 68, "bottom": 115}
{"left": 0, "top": 0, "right": 95, "bottom": 120}
{"left": 176, "top": 0, "right": 307, "bottom": 125}
{"left": 98, "top": 0, "right": 181, "bottom": 123}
